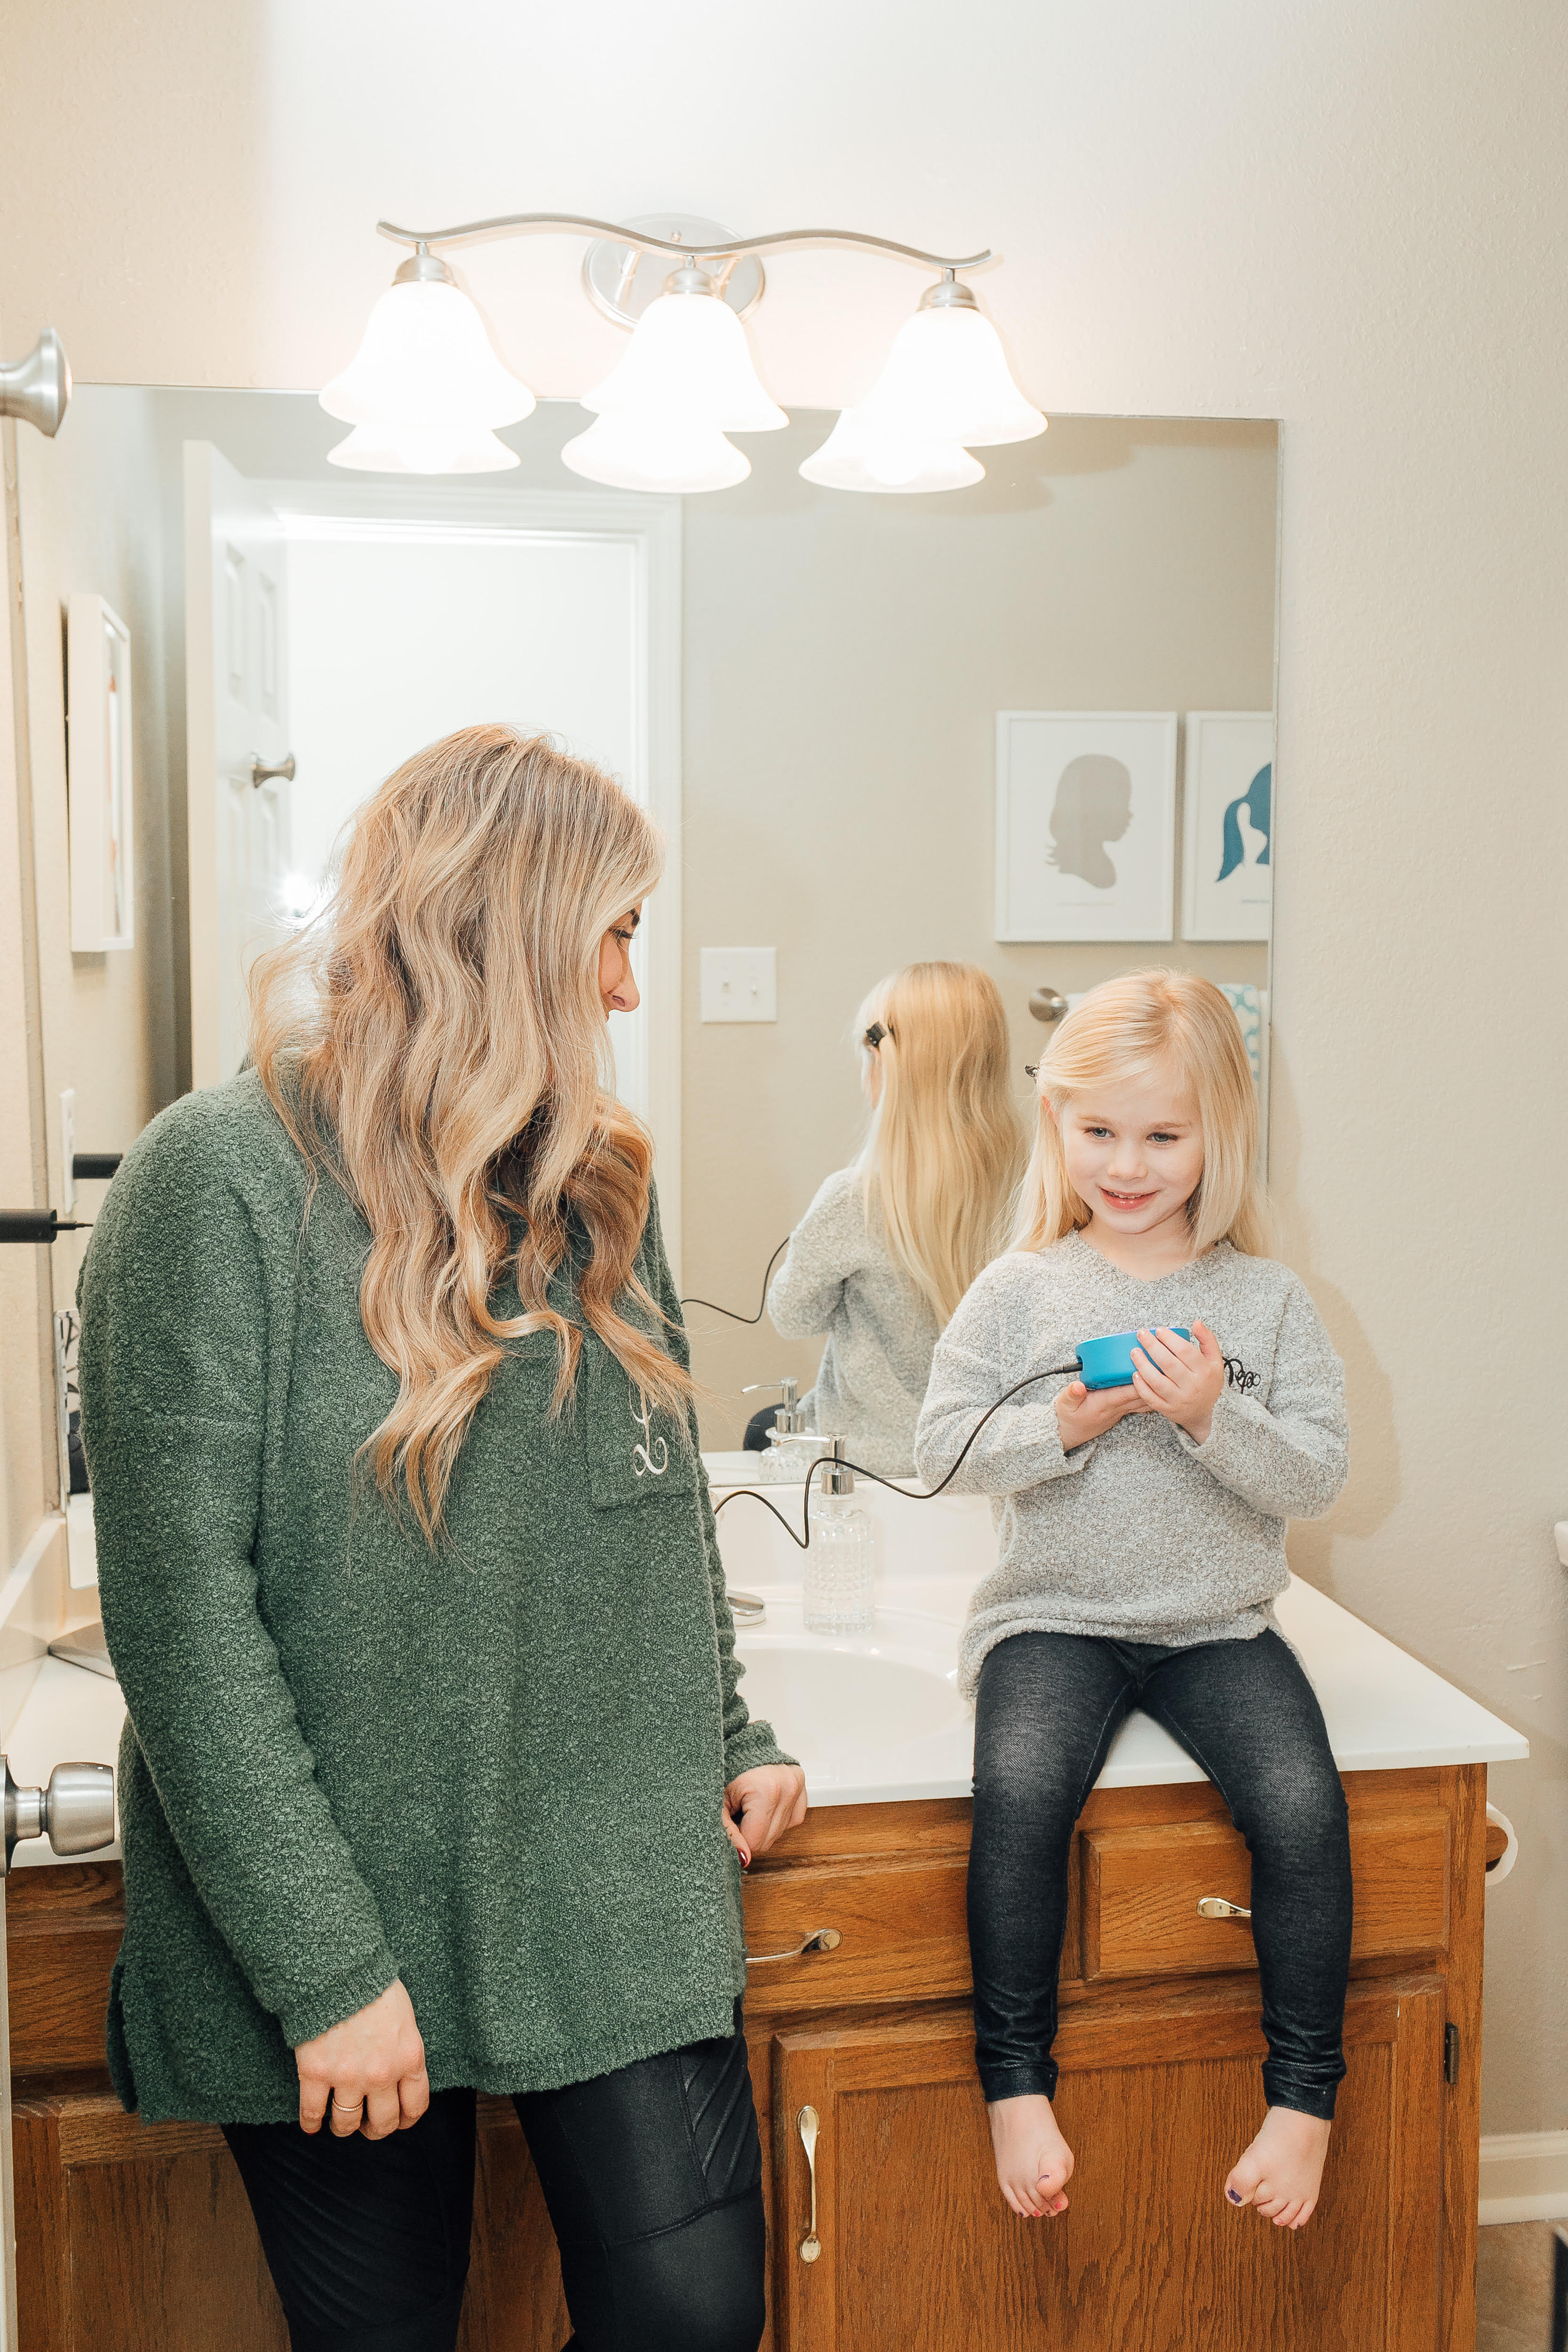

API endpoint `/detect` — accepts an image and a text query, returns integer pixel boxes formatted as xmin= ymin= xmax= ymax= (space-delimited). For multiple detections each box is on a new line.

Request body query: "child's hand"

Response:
xmin=1055 ymin=1378 xmax=1148 ymax=1453
xmin=1130 ymin=1319 xmax=1226 ymax=1443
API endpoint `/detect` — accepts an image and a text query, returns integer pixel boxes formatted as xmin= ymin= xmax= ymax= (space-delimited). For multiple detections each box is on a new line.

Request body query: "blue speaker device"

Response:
xmin=1075 ymin=1327 xmax=1194 ymax=1391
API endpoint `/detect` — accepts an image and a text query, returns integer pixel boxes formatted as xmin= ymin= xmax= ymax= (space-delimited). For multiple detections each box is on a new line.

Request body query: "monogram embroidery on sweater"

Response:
xmin=631 ymin=1391 xmax=669 ymax=1478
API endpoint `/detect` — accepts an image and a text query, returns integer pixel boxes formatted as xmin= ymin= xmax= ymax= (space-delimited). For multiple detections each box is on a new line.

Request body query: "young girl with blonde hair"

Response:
xmin=765 ymin=961 xmax=1024 ymax=1474
xmin=915 ymin=969 xmax=1351 ymax=2236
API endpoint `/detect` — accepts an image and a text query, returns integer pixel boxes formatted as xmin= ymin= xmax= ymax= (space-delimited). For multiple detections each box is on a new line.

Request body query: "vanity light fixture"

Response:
xmin=564 ymin=257 xmax=787 ymax=490
xmin=319 ymin=247 xmax=535 ymax=474
xmin=324 ymin=213 xmax=1043 ymax=493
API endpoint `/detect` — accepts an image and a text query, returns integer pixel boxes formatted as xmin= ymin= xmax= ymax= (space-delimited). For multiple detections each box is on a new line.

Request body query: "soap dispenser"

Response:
xmin=742 ymin=1377 xmax=817 ymax=1481
xmin=803 ymin=1438 xmax=875 ymax=1634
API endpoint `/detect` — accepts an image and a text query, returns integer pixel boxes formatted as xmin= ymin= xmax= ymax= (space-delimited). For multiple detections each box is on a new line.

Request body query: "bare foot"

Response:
xmin=1225 ymin=2106 xmax=1332 ymax=2229
xmin=987 ymin=2093 xmax=1074 ymax=2219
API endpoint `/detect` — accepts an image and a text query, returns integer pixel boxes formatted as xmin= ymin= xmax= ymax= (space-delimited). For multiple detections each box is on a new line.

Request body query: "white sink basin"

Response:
xmin=735 ymin=1600 xmax=972 ymax=1804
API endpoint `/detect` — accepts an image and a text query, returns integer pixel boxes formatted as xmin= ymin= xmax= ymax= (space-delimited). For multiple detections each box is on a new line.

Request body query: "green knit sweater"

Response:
xmin=77 ymin=1071 xmax=791 ymax=2125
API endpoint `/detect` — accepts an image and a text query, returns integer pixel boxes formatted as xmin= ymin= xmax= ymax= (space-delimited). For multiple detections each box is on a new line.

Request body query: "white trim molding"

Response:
xmin=253 ymin=475 xmax=685 ymax=1281
xmin=1479 ymin=2130 xmax=1568 ymax=2225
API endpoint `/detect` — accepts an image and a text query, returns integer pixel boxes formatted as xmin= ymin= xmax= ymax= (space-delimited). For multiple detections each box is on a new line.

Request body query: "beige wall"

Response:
xmin=680 ymin=414 xmax=1277 ymax=1438
xmin=0 ymin=0 xmax=1562 ymax=2138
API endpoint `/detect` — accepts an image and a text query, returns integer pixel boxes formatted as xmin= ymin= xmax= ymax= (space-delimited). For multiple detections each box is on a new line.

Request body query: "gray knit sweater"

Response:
xmin=767 ymin=1167 xmax=939 ymax=1477
xmin=913 ymin=1233 xmax=1348 ymax=1696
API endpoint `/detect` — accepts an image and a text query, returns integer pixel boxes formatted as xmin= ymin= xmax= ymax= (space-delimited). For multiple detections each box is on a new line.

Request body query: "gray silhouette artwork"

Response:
xmin=1047 ymin=754 xmax=1133 ymax=890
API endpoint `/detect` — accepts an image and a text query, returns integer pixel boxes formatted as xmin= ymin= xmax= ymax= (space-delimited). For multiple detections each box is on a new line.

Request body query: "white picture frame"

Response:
xmin=995 ymin=710 xmax=1177 ymax=941
xmin=67 ymin=592 xmax=135 ymax=952
xmin=1181 ymin=711 xmax=1274 ymax=942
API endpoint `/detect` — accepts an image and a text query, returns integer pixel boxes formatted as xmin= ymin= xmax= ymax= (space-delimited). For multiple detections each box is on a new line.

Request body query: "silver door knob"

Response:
xmin=250 ymin=752 xmax=296 ymax=789
xmin=3 ymin=1757 xmax=115 ymax=1872
xmin=0 ymin=329 xmax=71 ymax=439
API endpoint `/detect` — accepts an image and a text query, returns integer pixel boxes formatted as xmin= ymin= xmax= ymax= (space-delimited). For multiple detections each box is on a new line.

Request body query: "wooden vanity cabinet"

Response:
xmin=745 ymin=1764 xmax=1488 ymax=2352
xmin=6 ymin=1764 xmax=1489 ymax=2352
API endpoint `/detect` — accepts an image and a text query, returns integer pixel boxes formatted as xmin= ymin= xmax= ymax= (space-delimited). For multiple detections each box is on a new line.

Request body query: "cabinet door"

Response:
xmin=771 ymin=1976 xmax=1445 ymax=2352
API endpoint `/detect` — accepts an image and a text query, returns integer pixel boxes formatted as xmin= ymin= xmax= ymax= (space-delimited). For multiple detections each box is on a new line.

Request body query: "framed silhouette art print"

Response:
xmin=1181 ymin=711 xmax=1275 ymax=941
xmin=995 ymin=710 xmax=1177 ymax=942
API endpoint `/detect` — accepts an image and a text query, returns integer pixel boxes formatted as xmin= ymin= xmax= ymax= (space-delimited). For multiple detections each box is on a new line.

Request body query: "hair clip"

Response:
xmin=863 ymin=1022 xmax=888 ymax=1049
xmin=1024 ymin=1063 xmax=1040 ymax=1079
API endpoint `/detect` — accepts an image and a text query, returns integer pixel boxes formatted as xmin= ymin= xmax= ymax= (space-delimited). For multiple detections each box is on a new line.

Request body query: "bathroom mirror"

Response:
xmin=15 ymin=390 xmax=1277 ymax=1452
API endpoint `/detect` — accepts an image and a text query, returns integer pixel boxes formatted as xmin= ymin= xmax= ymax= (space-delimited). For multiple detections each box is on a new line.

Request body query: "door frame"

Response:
xmin=183 ymin=469 xmax=686 ymax=1283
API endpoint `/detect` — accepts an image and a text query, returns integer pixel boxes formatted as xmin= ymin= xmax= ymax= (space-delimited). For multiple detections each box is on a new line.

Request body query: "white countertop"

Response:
xmin=5 ymin=1479 xmax=1527 ymax=1850
xmin=708 ymin=1464 xmax=1529 ymax=1806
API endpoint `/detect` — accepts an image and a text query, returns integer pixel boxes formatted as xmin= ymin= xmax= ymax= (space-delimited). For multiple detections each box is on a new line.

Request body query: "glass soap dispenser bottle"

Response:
xmin=803 ymin=1438 xmax=875 ymax=1634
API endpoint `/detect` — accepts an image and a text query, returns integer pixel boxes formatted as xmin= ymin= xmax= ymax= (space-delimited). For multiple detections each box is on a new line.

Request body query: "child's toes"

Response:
xmin=1224 ymin=2156 xmax=1263 ymax=2209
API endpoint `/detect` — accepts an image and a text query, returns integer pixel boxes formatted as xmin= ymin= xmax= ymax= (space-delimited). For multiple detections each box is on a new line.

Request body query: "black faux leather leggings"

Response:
xmin=969 ymin=1628 xmax=1353 ymax=2121
xmin=222 ymin=2007 xmax=765 ymax=2352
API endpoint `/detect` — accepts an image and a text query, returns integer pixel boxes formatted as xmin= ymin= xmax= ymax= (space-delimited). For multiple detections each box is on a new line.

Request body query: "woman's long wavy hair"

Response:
xmin=1014 ymin=968 xmax=1271 ymax=1257
xmin=854 ymin=962 xmax=1025 ymax=1326
xmin=250 ymin=724 xmax=692 ymax=1542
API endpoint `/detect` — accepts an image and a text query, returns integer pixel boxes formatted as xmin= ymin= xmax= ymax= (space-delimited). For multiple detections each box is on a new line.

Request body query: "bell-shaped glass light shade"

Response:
xmin=581 ymin=292 xmax=787 ymax=434
xmin=327 ymin=423 xmax=521 ymax=475
xmin=561 ymin=412 xmax=750 ymax=494
xmin=854 ymin=305 xmax=1045 ymax=447
xmin=320 ymin=280 xmax=535 ymax=433
xmin=799 ymin=408 xmax=985 ymax=494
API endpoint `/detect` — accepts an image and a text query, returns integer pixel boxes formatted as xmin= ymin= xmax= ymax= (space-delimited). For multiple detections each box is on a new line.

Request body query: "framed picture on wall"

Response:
xmin=1182 ymin=711 xmax=1274 ymax=941
xmin=995 ymin=710 xmax=1177 ymax=941
xmin=67 ymin=592 xmax=135 ymax=953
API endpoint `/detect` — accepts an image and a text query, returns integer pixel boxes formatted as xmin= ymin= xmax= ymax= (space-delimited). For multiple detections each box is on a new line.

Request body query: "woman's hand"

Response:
xmin=1054 ymin=1379 xmax=1148 ymax=1454
xmin=723 ymin=1764 xmax=808 ymax=1869
xmin=1131 ymin=1320 xmax=1226 ymax=1443
xmin=295 ymin=1978 xmax=430 ymax=2140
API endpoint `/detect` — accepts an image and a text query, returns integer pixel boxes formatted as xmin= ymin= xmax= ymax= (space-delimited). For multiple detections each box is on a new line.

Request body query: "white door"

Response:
xmin=184 ymin=445 xmax=294 ymax=1087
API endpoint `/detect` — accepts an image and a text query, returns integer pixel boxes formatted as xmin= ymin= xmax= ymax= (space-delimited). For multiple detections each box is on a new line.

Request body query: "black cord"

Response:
xmin=680 ymin=1235 xmax=792 ymax=1325
xmin=713 ymin=1346 xmax=1261 ymax=1550
xmin=713 ymin=1360 xmax=1083 ymax=1550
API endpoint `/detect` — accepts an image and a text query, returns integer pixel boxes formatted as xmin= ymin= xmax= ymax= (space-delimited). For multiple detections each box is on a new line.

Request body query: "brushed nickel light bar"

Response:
xmin=373 ymin=215 xmax=993 ymax=274
xmin=324 ymin=208 xmax=1041 ymax=493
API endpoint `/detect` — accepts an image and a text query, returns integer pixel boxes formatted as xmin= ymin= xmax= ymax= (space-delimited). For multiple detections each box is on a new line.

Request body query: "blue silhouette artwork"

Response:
xmin=1048 ymin=754 xmax=1133 ymax=890
xmin=1217 ymin=763 xmax=1271 ymax=882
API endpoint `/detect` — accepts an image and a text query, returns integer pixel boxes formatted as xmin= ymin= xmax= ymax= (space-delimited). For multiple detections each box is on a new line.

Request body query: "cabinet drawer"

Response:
xmin=741 ymin=1855 xmax=971 ymax=2011
xmin=1080 ymin=1809 xmax=1450 ymax=1982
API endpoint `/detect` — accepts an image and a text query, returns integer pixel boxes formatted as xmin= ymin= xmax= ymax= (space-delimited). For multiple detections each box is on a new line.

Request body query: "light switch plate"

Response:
xmin=700 ymin=948 xmax=777 ymax=1023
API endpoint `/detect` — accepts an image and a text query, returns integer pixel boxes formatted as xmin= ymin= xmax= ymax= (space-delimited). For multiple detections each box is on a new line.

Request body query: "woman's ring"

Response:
xmin=331 ymin=2095 xmax=363 ymax=2114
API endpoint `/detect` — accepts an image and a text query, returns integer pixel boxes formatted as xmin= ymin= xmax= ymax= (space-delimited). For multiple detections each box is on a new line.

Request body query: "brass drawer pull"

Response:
xmin=1197 ymin=1895 xmax=1251 ymax=1921
xmin=797 ymin=2104 xmax=821 ymax=2262
xmin=745 ymin=1927 xmax=842 ymax=1965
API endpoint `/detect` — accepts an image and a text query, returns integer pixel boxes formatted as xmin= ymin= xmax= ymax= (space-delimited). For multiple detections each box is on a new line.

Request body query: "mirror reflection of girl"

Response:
xmin=915 ymin=971 xmax=1351 ymax=2235
xmin=80 ymin=725 xmax=803 ymax=2352
xmin=762 ymin=962 xmax=1024 ymax=1475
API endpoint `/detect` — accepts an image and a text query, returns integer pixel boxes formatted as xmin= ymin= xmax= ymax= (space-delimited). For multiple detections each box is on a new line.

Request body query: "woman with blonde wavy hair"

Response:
xmin=79 ymin=724 xmax=804 ymax=2352
xmin=763 ymin=961 xmax=1024 ymax=1474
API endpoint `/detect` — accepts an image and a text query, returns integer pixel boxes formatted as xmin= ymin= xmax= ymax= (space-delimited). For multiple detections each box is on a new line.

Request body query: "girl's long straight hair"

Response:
xmin=855 ymin=962 xmax=1025 ymax=1325
xmin=1014 ymin=968 xmax=1271 ymax=1257
xmin=250 ymin=723 xmax=693 ymax=1542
